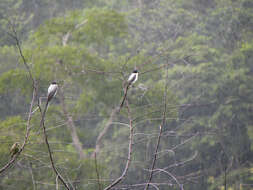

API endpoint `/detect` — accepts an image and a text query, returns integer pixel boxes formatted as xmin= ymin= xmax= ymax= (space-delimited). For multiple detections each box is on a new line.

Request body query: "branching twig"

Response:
xmin=153 ymin=169 xmax=184 ymax=190
xmin=39 ymin=100 xmax=70 ymax=190
xmin=104 ymin=99 xmax=134 ymax=190
xmin=0 ymin=88 xmax=36 ymax=174
xmin=8 ymin=21 xmax=36 ymax=87
xmin=92 ymin=108 xmax=117 ymax=158
xmin=0 ymin=23 xmax=37 ymax=174
xmin=59 ymin=88 xmax=86 ymax=159
xmin=144 ymin=65 xmax=169 ymax=190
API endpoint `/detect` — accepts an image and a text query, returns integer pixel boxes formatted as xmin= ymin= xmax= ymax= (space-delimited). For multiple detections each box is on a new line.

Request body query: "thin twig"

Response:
xmin=92 ymin=108 xmax=117 ymax=158
xmin=29 ymin=162 xmax=37 ymax=190
xmin=0 ymin=88 xmax=36 ymax=174
xmin=56 ymin=175 xmax=59 ymax=190
xmin=0 ymin=24 xmax=37 ymax=174
xmin=119 ymin=84 xmax=130 ymax=112
xmin=144 ymin=65 xmax=169 ymax=190
xmin=153 ymin=169 xmax=184 ymax=190
xmin=94 ymin=152 xmax=102 ymax=190
xmin=104 ymin=99 xmax=134 ymax=190
xmin=8 ymin=21 xmax=36 ymax=87
xmin=39 ymin=100 xmax=70 ymax=190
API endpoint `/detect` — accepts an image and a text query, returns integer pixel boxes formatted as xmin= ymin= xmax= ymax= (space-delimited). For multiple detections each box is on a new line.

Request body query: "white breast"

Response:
xmin=48 ymin=84 xmax=58 ymax=96
xmin=128 ymin=73 xmax=138 ymax=84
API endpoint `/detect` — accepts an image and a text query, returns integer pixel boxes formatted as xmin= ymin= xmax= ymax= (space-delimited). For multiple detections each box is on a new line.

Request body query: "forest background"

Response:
xmin=0 ymin=0 xmax=253 ymax=189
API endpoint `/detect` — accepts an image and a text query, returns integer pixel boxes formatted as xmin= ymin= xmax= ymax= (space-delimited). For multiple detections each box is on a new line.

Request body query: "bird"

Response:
xmin=47 ymin=81 xmax=58 ymax=103
xmin=32 ymin=82 xmax=58 ymax=115
xmin=127 ymin=69 xmax=138 ymax=85
xmin=119 ymin=69 xmax=139 ymax=111
xmin=10 ymin=142 xmax=20 ymax=158
xmin=37 ymin=82 xmax=58 ymax=135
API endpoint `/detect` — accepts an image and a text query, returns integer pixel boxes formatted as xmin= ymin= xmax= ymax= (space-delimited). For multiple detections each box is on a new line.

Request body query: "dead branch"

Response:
xmin=39 ymin=100 xmax=70 ymax=190
xmin=144 ymin=65 xmax=169 ymax=190
xmin=0 ymin=88 xmax=36 ymax=174
xmin=92 ymin=108 xmax=117 ymax=158
xmin=28 ymin=162 xmax=37 ymax=190
xmin=104 ymin=99 xmax=134 ymax=190
xmin=0 ymin=24 xmax=37 ymax=174
xmin=94 ymin=152 xmax=102 ymax=190
xmin=59 ymin=88 xmax=86 ymax=159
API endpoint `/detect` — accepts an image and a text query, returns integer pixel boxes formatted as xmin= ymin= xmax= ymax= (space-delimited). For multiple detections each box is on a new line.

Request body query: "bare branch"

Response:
xmin=59 ymin=88 xmax=86 ymax=159
xmin=29 ymin=162 xmax=37 ymax=190
xmin=104 ymin=99 xmax=134 ymax=190
xmin=39 ymin=100 xmax=70 ymax=190
xmin=92 ymin=108 xmax=117 ymax=158
xmin=119 ymin=84 xmax=130 ymax=112
xmin=0 ymin=88 xmax=36 ymax=174
xmin=94 ymin=152 xmax=102 ymax=190
xmin=0 ymin=24 xmax=37 ymax=174
xmin=56 ymin=175 xmax=59 ymax=190
xmin=144 ymin=65 xmax=169 ymax=190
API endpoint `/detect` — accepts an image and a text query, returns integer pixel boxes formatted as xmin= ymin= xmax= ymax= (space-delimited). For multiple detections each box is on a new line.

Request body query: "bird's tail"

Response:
xmin=36 ymin=99 xmax=49 ymax=135
xmin=119 ymin=84 xmax=130 ymax=112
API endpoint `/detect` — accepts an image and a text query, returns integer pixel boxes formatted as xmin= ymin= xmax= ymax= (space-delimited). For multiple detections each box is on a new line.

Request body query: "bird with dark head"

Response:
xmin=127 ymin=69 xmax=138 ymax=85
xmin=119 ymin=69 xmax=139 ymax=111
xmin=37 ymin=82 xmax=59 ymax=135
xmin=47 ymin=82 xmax=58 ymax=102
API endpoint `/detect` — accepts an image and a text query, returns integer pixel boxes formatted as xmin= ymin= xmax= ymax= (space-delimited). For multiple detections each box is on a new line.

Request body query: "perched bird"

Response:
xmin=119 ymin=69 xmax=139 ymax=111
xmin=127 ymin=69 xmax=138 ymax=85
xmin=10 ymin=142 xmax=20 ymax=158
xmin=37 ymin=82 xmax=58 ymax=135
xmin=47 ymin=82 xmax=58 ymax=103
xmin=32 ymin=82 xmax=58 ymax=115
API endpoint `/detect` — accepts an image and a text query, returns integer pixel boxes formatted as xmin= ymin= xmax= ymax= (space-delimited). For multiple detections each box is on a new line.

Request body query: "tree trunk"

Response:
xmin=59 ymin=89 xmax=86 ymax=159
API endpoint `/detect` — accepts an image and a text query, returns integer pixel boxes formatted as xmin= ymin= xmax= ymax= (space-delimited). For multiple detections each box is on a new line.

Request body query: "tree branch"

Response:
xmin=104 ymin=99 xmax=134 ymax=190
xmin=144 ymin=65 xmax=169 ymax=190
xmin=59 ymin=88 xmax=86 ymax=159
xmin=92 ymin=108 xmax=117 ymax=158
xmin=94 ymin=152 xmax=102 ymax=190
xmin=39 ymin=100 xmax=70 ymax=190
xmin=0 ymin=23 xmax=37 ymax=174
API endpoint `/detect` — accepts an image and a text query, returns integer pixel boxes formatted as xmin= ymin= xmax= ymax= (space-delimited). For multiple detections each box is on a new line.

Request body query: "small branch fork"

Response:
xmin=104 ymin=99 xmax=134 ymax=190
xmin=0 ymin=22 xmax=37 ymax=174
xmin=144 ymin=64 xmax=181 ymax=190
xmin=39 ymin=101 xmax=70 ymax=190
xmin=1 ymin=21 xmax=71 ymax=190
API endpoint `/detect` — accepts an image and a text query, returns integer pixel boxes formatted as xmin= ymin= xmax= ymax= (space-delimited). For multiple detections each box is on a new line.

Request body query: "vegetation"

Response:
xmin=0 ymin=0 xmax=252 ymax=189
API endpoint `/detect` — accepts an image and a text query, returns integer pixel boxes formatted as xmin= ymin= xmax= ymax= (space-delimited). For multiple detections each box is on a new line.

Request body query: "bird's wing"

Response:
xmin=133 ymin=73 xmax=138 ymax=84
xmin=48 ymin=85 xmax=57 ymax=96
xmin=11 ymin=144 xmax=16 ymax=151
xmin=127 ymin=73 xmax=136 ymax=84
xmin=47 ymin=85 xmax=58 ymax=101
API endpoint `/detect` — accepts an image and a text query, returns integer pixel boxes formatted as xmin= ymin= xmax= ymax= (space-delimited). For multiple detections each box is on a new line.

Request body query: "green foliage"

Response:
xmin=0 ymin=116 xmax=25 ymax=163
xmin=79 ymin=8 xmax=127 ymax=44
xmin=0 ymin=68 xmax=32 ymax=96
xmin=0 ymin=0 xmax=253 ymax=189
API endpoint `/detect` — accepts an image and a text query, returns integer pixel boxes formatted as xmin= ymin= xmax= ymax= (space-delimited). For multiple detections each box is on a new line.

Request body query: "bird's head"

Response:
xmin=133 ymin=69 xmax=138 ymax=73
xmin=15 ymin=142 xmax=20 ymax=147
xmin=51 ymin=81 xmax=57 ymax=85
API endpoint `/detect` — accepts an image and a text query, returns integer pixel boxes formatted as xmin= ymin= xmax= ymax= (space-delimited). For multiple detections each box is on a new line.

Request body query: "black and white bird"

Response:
xmin=37 ymin=82 xmax=58 ymax=135
xmin=127 ymin=69 xmax=138 ymax=85
xmin=32 ymin=82 xmax=58 ymax=115
xmin=47 ymin=82 xmax=58 ymax=103
xmin=119 ymin=69 xmax=139 ymax=111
